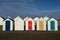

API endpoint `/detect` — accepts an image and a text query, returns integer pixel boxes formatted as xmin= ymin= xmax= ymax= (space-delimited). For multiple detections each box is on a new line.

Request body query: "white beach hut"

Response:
xmin=48 ymin=18 xmax=58 ymax=31
xmin=3 ymin=16 xmax=13 ymax=31
xmin=34 ymin=17 xmax=39 ymax=25
xmin=24 ymin=17 xmax=29 ymax=30
xmin=44 ymin=16 xmax=49 ymax=30
xmin=37 ymin=17 xmax=46 ymax=31
xmin=14 ymin=16 xmax=24 ymax=31
xmin=34 ymin=17 xmax=39 ymax=30
xmin=25 ymin=18 xmax=35 ymax=31
xmin=0 ymin=17 xmax=4 ymax=31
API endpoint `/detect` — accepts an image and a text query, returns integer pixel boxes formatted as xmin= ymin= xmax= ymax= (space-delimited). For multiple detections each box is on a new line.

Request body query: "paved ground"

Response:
xmin=0 ymin=31 xmax=60 ymax=40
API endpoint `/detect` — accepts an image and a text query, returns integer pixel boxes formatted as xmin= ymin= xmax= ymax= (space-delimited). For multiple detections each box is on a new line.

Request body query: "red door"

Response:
xmin=28 ymin=21 xmax=32 ymax=30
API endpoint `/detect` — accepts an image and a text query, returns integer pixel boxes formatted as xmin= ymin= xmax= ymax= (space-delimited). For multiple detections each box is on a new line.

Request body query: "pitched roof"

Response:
xmin=24 ymin=17 xmax=29 ymax=21
xmin=26 ymin=17 xmax=33 ymax=21
xmin=48 ymin=18 xmax=57 ymax=21
xmin=14 ymin=16 xmax=23 ymax=21
xmin=34 ymin=17 xmax=39 ymax=21
xmin=4 ymin=16 xmax=13 ymax=21
xmin=43 ymin=16 xmax=49 ymax=21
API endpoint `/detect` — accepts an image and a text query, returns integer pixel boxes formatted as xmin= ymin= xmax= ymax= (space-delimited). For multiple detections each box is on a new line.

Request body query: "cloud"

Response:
xmin=0 ymin=0 xmax=59 ymax=19
xmin=38 ymin=9 xmax=60 ymax=19
xmin=0 ymin=0 xmax=40 ymax=18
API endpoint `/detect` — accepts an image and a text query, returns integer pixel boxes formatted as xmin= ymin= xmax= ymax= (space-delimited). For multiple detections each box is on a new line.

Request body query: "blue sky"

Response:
xmin=0 ymin=0 xmax=60 ymax=19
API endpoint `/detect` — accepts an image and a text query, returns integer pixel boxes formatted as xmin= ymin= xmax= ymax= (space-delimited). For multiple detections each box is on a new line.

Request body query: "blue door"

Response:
xmin=5 ymin=21 xmax=10 ymax=31
xmin=50 ymin=21 xmax=55 ymax=31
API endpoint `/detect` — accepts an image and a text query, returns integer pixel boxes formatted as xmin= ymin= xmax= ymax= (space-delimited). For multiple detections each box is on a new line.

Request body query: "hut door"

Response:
xmin=39 ymin=21 xmax=44 ymax=30
xmin=28 ymin=21 xmax=32 ymax=30
xmin=5 ymin=21 xmax=10 ymax=31
xmin=50 ymin=21 xmax=55 ymax=31
xmin=0 ymin=25 xmax=3 ymax=31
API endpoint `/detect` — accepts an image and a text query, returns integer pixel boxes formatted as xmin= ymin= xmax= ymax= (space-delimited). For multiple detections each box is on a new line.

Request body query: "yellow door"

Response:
xmin=39 ymin=21 xmax=44 ymax=30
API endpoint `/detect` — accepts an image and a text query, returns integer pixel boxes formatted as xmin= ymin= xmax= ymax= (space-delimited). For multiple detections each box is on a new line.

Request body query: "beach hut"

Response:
xmin=3 ymin=16 xmax=13 ymax=31
xmin=0 ymin=17 xmax=4 ymax=31
xmin=37 ymin=17 xmax=46 ymax=31
xmin=34 ymin=17 xmax=39 ymax=25
xmin=25 ymin=18 xmax=35 ymax=31
xmin=24 ymin=17 xmax=29 ymax=30
xmin=14 ymin=16 xmax=24 ymax=31
xmin=34 ymin=17 xmax=39 ymax=30
xmin=48 ymin=18 xmax=58 ymax=31
xmin=44 ymin=16 xmax=49 ymax=30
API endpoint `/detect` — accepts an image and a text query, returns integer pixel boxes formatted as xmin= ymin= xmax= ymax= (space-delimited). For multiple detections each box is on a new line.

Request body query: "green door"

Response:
xmin=50 ymin=21 xmax=55 ymax=31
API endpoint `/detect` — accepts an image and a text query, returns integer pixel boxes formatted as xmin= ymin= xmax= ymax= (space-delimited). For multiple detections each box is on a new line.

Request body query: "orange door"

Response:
xmin=39 ymin=21 xmax=44 ymax=30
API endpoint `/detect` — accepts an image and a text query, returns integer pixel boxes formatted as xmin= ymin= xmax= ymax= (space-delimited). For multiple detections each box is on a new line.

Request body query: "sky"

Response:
xmin=0 ymin=0 xmax=60 ymax=19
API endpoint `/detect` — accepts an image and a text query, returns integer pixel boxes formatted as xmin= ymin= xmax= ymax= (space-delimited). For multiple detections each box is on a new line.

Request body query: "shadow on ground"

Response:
xmin=0 ymin=31 xmax=60 ymax=40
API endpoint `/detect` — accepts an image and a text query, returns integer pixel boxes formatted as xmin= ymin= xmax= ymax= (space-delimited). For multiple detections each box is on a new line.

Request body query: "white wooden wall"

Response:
xmin=14 ymin=19 xmax=24 ymax=31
